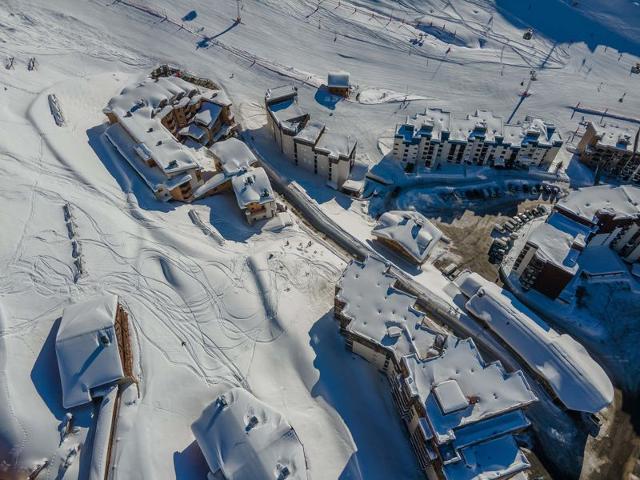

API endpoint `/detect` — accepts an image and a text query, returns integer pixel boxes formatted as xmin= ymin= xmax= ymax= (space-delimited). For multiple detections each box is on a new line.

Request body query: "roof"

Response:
xmin=267 ymin=97 xmax=308 ymax=135
xmin=209 ymin=138 xmax=258 ymax=176
xmin=104 ymin=76 xmax=200 ymax=175
xmin=372 ymin=210 xmax=442 ymax=263
xmin=195 ymin=101 xmax=223 ymax=128
xmin=56 ymin=294 xmax=124 ymax=408
xmin=442 ymin=435 xmax=530 ymax=480
xmin=590 ymin=122 xmax=637 ymax=151
xmin=403 ymin=337 xmax=537 ymax=445
xmin=231 ymin=167 xmax=275 ymax=209
xmin=192 ymin=388 xmax=309 ymax=480
xmin=397 ymin=109 xmax=562 ymax=148
xmin=336 ymin=257 xmax=443 ymax=361
xmin=327 ymin=71 xmax=350 ymax=88
xmin=265 ymin=85 xmax=298 ymax=105
xmin=526 ymin=221 xmax=581 ymax=274
xmin=556 ymin=185 xmax=640 ymax=225
xmin=294 ymin=121 xmax=325 ymax=145
xmin=179 ymin=122 xmax=207 ymax=141
xmin=314 ymin=131 xmax=356 ymax=160
xmin=457 ymin=273 xmax=614 ymax=413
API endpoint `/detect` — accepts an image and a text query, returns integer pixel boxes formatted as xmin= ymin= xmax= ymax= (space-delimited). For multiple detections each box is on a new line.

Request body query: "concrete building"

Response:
xmin=103 ymin=75 xmax=236 ymax=202
xmin=577 ymin=122 xmax=640 ymax=183
xmin=265 ymin=85 xmax=356 ymax=189
xmin=508 ymin=185 xmax=640 ymax=299
xmin=393 ymin=109 xmax=562 ymax=173
xmin=334 ymin=257 xmax=537 ymax=480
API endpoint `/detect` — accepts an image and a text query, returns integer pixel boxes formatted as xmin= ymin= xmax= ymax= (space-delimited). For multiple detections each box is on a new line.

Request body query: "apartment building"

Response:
xmin=265 ymin=85 xmax=356 ymax=189
xmin=508 ymin=185 xmax=640 ymax=299
xmin=577 ymin=122 xmax=640 ymax=183
xmin=334 ymin=257 xmax=537 ymax=480
xmin=393 ymin=109 xmax=562 ymax=173
xmin=103 ymin=75 xmax=236 ymax=202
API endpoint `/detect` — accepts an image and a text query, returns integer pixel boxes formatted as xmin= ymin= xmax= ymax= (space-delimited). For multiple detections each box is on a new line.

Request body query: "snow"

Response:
xmin=104 ymin=76 xmax=200 ymax=174
xmin=457 ymin=272 xmax=614 ymax=414
xmin=2 ymin=0 xmax=640 ymax=476
xmin=403 ymin=337 xmax=537 ymax=445
xmin=209 ymin=137 xmax=258 ymax=176
xmin=372 ymin=210 xmax=443 ymax=263
xmin=442 ymin=434 xmax=530 ymax=480
xmin=314 ymin=130 xmax=357 ymax=159
xmin=231 ymin=167 xmax=275 ymax=209
xmin=526 ymin=221 xmax=581 ymax=273
xmin=556 ymin=184 xmax=640 ymax=224
xmin=327 ymin=71 xmax=350 ymax=88
xmin=336 ymin=257 xmax=442 ymax=360
xmin=590 ymin=122 xmax=636 ymax=150
xmin=191 ymin=387 xmax=309 ymax=480
xmin=55 ymin=295 xmax=124 ymax=409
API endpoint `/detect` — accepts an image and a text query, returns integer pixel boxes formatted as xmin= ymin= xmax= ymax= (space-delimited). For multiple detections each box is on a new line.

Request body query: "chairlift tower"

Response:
xmin=236 ymin=0 xmax=242 ymax=23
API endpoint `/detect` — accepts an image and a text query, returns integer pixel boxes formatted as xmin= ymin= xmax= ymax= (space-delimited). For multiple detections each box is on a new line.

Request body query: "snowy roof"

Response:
xmin=403 ymin=337 xmax=536 ymax=445
xmin=231 ymin=167 xmax=275 ymax=209
xmin=210 ymin=89 xmax=232 ymax=107
xmin=590 ymin=122 xmax=636 ymax=151
xmin=56 ymin=294 xmax=124 ymax=409
xmin=314 ymin=131 xmax=356 ymax=160
xmin=442 ymin=434 xmax=530 ymax=480
xmin=397 ymin=109 xmax=561 ymax=147
xmin=209 ymin=138 xmax=258 ymax=176
xmin=294 ymin=121 xmax=325 ymax=146
xmin=265 ymin=85 xmax=298 ymax=105
xmin=556 ymin=185 xmax=640 ymax=225
xmin=267 ymin=97 xmax=308 ymax=135
xmin=372 ymin=210 xmax=443 ymax=263
xmin=457 ymin=273 xmax=614 ymax=413
xmin=195 ymin=101 xmax=223 ymax=128
xmin=179 ymin=122 xmax=207 ymax=141
xmin=526 ymin=222 xmax=581 ymax=274
xmin=579 ymin=245 xmax=629 ymax=276
xmin=105 ymin=123 xmax=191 ymax=194
xmin=192 ymin=388 xmax=309 ymax=480
xmin=104 ymin=76 xmax=200 ymax=175
xmin=336 ymin=257 xmax=443 ymax=361
xmin=327 ymin=71 xmax=350 ymax=88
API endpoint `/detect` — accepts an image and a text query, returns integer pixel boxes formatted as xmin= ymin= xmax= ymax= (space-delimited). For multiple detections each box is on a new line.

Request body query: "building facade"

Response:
xmin=335 ymin=257 xmax=537 ymax=480
xmin=577 ymin=122 xmax=640 ymax=183
xmin=265 ymin=85 xmax=356 ymax=189
xmin=507 ymin=185 xmax=640 ymax=299
xmin=393 ymin=109 xmax=562 ymax=173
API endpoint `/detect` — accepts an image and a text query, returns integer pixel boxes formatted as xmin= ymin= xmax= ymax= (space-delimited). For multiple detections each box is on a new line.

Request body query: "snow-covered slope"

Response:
xmin=0 ymin=0 xmax=639 ymax=478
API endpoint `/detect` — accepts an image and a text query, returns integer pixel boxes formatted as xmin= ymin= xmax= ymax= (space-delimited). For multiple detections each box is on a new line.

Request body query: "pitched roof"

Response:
xmin=56 ymin=294 xmax=124 ymax=408
xmin=191 ymin=388 xmax=309 ymax=480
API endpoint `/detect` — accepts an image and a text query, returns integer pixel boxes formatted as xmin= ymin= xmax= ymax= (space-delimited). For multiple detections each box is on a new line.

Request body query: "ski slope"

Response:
xmin=0 ymin=0 xmax=639 ymax=478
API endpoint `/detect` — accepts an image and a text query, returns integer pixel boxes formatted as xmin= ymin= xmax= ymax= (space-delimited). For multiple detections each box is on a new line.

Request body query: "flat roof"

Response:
xmin=556 ymin=185 xmax=640 ymax=224
xmin=314 ymin=130 xmax=356 ymax=159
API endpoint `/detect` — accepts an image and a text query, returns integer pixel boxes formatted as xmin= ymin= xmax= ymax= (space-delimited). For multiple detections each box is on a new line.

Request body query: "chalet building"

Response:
xmin=265 ymin=85 xmax=357 ymax=189
xmin=455 ymin=271 xmax=613 ymax=418
xmin=577 ymin=122 xmax=640 ymax=183
xmin=103 ymin=75 xmax=236 ymax=202
xmin=231 ymin=167 xmax=276 ymax=224
xmin=509 ymin=185 xmax=640 ymax=299
xmin=55 ymin=294 xmax=134 ymax=409
xmin=192 ymin=387 xmax=309 ymax=480
xmin=372 ymin=210 xmax=443 ymax=264
xmin=335 ymin=257 xmax=537 ymax=480
xmin=393 ymin=109 xmax=562 ymax=173
xmin=326 ymin=71 xmax=350 ymax=97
